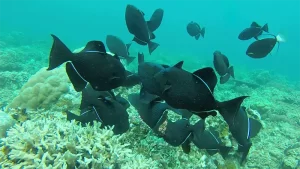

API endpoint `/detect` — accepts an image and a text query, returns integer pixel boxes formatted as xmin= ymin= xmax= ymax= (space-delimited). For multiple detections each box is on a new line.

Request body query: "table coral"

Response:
xmin=8 ymin=67 xmax=70 ymax=109
xmin=0 ymin=118 xmax=159 ymax=169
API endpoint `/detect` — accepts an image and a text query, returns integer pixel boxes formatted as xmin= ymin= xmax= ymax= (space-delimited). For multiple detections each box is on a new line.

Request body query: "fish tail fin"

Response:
xmin=228 ymin=66 xmax=234 ymax=78
xmin=219 ymin=146 xmax=232 ymax=159
xmin=218 ymin=96 xmax=248 ymax=117
xmin=200 ymin=27 xmax=205 ymax=38
xmin=262 ymin=23 xmax=269 ymax=32
xmin=126 ymin=56 xmax=136 ymax=65
xmin=47 ymin=34 xmax=73 ymax=70
xmin=148 ymin=41 xmax=159 ymax=54
xmin=238 ymin=142 xmax=252 ymax=164
xmin=138 ymin=52 xmax=144 ymax=64
xmin=195 ymin=34 xmax=200 ymax=40
xmin=220 ymin=73 xmax=231 ymax=84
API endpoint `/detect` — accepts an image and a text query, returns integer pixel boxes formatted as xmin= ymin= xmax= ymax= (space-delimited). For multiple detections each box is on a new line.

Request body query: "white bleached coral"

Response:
xmin=0 ymin=118 xmax=159 ymax=169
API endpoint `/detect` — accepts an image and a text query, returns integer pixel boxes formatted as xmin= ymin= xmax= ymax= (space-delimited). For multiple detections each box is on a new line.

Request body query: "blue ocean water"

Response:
xmin=0 ymin=0 xmax=299 ymax=81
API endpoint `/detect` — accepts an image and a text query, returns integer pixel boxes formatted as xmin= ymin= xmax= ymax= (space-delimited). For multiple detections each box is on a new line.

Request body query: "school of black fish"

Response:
xmin=46 ymin=4 xmax=285 ymax=165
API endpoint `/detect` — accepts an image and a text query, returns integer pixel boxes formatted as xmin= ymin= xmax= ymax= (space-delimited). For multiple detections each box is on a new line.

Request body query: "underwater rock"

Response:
xmin=282 ymin=156 xmax=298 ymax=169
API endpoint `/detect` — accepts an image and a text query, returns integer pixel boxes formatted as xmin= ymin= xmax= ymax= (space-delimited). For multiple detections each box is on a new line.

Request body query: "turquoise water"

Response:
xmin=0 ymin=0 xmax=299 ymax=80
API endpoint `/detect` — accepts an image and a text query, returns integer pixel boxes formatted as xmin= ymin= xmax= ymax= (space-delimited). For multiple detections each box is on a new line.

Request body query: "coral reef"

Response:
xmin=8 ymin=67 xmax=70 ymax=109
xmin=0 ymin=118 xmax=159 ymax=169
xmin=0 ymin=111 xmax=15 ymax=138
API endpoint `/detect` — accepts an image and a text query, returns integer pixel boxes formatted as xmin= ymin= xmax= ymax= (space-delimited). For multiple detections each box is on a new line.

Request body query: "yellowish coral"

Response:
xmin=8 ymin=67 xmax=70 ymax=109
xmin=0 ymin=118 xmax=159 ymax=169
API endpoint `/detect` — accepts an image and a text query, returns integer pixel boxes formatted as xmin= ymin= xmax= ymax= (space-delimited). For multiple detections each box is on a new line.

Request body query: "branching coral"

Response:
xmin=0 ymin=118 xmax=159 ymax=169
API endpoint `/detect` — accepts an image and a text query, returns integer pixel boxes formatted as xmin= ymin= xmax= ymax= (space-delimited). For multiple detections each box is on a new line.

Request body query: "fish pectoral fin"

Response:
xmin=192 ymin=67 xmax=217 ymax=93
xmin=66 ymin=62 xmax=87 ymax=92
xmin=249 ymin=118 xmax=262 ymax=138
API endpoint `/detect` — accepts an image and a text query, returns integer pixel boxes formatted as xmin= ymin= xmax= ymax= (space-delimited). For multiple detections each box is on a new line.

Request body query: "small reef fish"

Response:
xmin=106 ymin=35 xmax=135 ymax=65
xmin=186 ymin=21 xmax=205 ymax=40
xmin=246 ymin=34 xmax=284 ymax=58
xmin=213 ymin=50 xmax=234 ymax=84
xmin=191 ymin=124 xmax=232 ymax=159
xmin=238 ymin=22 xmax=269 ymax=40
xmin=220 ymin=106 xmax=262 ymax=164
xmin=66 ymin=84 xmax=130 ymax=135
xmin=125 ymin=4 xmax=159 ymax=54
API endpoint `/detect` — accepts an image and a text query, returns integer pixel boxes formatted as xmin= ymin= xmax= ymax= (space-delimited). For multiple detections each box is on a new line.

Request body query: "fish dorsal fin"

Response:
xmin=222 ymin=54 xmax=230 ymax=68
xmin=250 ymin=22 xmax=260 ymax=28
xmin=249 ymin=118 xmax=262 ymax=138
xmin=173 ymin=61 xmax=184 ymax=69
xmin=138 ymin=52 xmax=144 ymax=64
xmin=81 ymin=41 xmax=106 ymax=53
xmin=192 ymin=67 xmax=217 ymax=93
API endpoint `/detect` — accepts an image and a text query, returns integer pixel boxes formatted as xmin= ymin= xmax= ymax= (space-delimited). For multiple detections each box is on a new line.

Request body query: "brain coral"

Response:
xmin=0 ymin=118 xmax=159 ymax=169
xmin=8 ymin=66 xmax=70 ymax=109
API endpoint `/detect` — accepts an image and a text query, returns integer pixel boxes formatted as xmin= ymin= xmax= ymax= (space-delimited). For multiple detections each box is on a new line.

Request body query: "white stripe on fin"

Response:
xmin=208 ymin=130 xmax=219 ymax=144
xmin=247 ymin=117 xmax=250 ymax=139
xmin=84 ymin=51 xmax=106 ymax=53
xmin=92 ymin=106 xmax=103 ymax=123
xmin=180 ymin=133 xmax=192 ymax=145
xmin=192 ymin=74 xmax=212 ymax=94
xmin=81 ymin=109 xmax=92 ymax=116
xmin=70 ymin=62 xmax=88 ymax=83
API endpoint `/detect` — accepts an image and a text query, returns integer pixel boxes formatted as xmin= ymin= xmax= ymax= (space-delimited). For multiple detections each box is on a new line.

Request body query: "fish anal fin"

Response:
xmin=249 ymin=118 xmax=262 ymax=138
xmin=66 ymin=62 xmax=87 ymax=92
xmin=181 ymin=139 xmax=191 ymax=154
